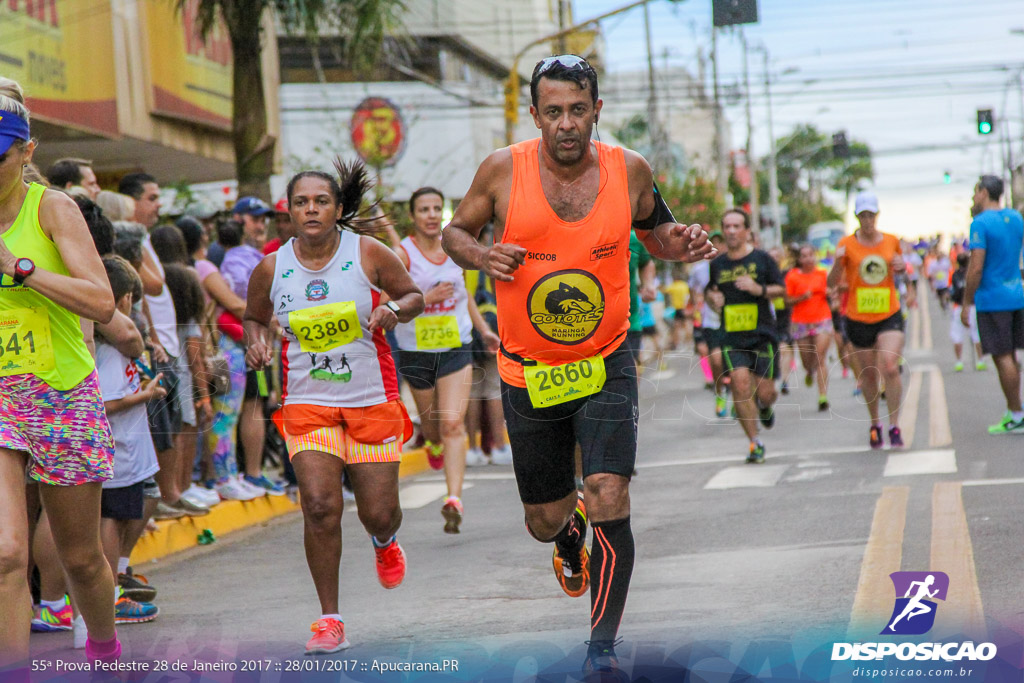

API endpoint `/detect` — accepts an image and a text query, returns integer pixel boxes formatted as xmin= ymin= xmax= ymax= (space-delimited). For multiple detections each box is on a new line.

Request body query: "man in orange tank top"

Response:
xmin=827 ymin=192 xmax=907 ymax=449
xmin=442 ymin=55 xmax=715 ymax=679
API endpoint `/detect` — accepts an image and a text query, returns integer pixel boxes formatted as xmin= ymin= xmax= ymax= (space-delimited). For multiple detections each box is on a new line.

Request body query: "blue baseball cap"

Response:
xmin=0 ymin=112 xmax=30 ymax=156
xmin=232 ymin=196 xmax=273 ymax=216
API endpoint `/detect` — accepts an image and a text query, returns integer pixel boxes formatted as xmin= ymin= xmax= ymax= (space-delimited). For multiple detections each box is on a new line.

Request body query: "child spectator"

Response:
xmin=96 ymin=256 xmax=163 ymax=624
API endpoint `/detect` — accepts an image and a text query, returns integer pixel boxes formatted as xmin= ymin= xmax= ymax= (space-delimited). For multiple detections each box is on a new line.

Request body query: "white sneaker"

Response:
xmin=73 ymin=614 xmax=87 ymax=649
xmin=490 ymin=444 xmax=513 ymax=465
xmin=238 ymin=477 xmax=268 ymax=498
xmin=465 ymin=447 xmax=489 ymax=467
xmin=216 ymin=478 xmax=262 ymax=501
xmin=183 ymin=484 xmax=220 ymax=508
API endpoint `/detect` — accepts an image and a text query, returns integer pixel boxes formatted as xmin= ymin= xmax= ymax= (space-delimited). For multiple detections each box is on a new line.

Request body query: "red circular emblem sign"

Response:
xmin=350 ymin=97 xmax=405 ymax=167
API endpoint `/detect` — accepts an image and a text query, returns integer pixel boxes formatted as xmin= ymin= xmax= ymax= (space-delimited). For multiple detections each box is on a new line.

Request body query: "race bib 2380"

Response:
xmin=288 ymin=301 xmax=361 ymax=353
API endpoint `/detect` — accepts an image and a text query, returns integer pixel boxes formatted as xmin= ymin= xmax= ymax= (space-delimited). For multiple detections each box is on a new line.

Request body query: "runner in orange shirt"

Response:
xmin=827 ymin=192 xmax=907 ymax=448
xmin=440 ymin=55 xmax=714 ymax=679
xmin=786 ymin=244 xmax=834 ymax=411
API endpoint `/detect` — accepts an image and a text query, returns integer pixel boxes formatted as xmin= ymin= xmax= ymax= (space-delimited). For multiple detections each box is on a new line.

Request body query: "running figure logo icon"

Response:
xmin=881 ymin=571 xmax=949 ymax=635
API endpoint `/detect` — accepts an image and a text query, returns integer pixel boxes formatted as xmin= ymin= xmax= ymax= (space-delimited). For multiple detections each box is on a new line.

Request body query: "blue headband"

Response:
xmin=0 ymin=112 xmax=30 ymax=156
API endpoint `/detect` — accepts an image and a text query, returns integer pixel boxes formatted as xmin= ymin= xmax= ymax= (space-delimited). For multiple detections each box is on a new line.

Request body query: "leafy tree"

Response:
xmin=658 ymin=170 xmax=725 ymax=230
xmin=768 ymin=123 xmax=873 ymax=242
xmin=180 ymin=0 xmax=403 ymax=200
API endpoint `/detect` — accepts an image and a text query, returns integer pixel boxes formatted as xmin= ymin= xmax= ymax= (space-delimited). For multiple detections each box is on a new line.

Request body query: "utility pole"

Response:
xmin=760 ymin=48 xmax=781 ymax=247
xmin=643 ymin=1 xmax=663 ymax=175
xmin=557 ymin=0 xmax=568 ymax=53
xmin=741 ymin=29 xmax=759 ymax=238
xmin=711 ymin=25 xmax=727 ymax=197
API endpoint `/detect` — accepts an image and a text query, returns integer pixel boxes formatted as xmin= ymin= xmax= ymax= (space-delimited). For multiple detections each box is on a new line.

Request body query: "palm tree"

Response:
xmin=179 ymin=0 xmax=403 ymax=199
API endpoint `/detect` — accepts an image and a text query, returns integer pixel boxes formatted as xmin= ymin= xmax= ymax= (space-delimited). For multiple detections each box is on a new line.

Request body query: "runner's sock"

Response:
xmin=1012 ymin=411 xmax=1024 ymax=422
xmin=118 ymin=558 xmax=130 ymax=575
xmin=320 ymin=613 xmax=342 ymax=621
xmin=40 ymin=597 xmax=67 ymax=611
xmin=589 ymin=517 xmax=635 ymax=643
xmin=371 ymin=534 xmax=396 ymax=549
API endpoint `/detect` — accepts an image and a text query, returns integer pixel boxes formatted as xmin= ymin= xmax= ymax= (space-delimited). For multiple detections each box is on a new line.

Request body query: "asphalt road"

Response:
xmin=27 ymin=287 xmax=1024 ymax=682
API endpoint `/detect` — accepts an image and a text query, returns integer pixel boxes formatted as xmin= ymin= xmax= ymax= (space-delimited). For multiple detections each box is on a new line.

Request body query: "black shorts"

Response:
xmin=673 ymin=309 xmax=686 ymax=321
xmin=977 ymin=309 xmax=1024 ymax=356
xmin=641 ymin=325 xmax=657 ymax=337
xmin=100 ymin=482 xmax=146 ymax=521
xmin=775 ymin=315 xmax=793 ymax=345
xmin=397 ymin=344 xmax=473 ymax=390
xmin=703 ymin=326 xmax=724 ymax=350
xmin=844 ymin=311 xmax=905 ymax=349
xmin=626 ymin=330 xmax=643 ymax=361
xmin=501 ymin=344 xmax=638 ymax=505
xmin=146 ymin=361 xmax=181 ymax=453
xmin=723 ymin=339 xmax=778 ymax=379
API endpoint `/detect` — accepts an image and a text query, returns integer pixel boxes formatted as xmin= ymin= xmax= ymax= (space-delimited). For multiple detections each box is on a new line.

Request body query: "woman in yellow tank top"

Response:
xmin=0 ymin=78 xmax=122 ymax=666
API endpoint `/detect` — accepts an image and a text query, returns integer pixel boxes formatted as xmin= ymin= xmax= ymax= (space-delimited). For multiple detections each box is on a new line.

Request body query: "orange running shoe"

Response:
xmin=305 ymin=617 xmax=350 ymax=655
xmin=374 ymin=539 xmax=406 ymax=589
xmin=552 ymin=493 xmax=589 ymax=598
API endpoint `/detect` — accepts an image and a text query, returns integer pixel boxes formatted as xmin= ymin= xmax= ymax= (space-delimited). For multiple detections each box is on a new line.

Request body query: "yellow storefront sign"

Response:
xmin=0 ymin=0 xmax=118 ymax=135
xmin=144 ymin=0 xmax=233 ymax=131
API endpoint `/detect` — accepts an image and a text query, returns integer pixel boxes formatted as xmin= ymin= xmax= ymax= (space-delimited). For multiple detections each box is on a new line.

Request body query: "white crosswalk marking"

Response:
xmin=399 ymin=482 xmax=473 ymax=509
xmin=883 ymin=449 xmax=957 ymax=477
xmin=705 ymin=465 xmax=788 ymax=489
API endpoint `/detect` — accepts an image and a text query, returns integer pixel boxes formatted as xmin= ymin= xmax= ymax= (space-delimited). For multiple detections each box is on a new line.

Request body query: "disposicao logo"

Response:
xmin=831 ymin=571 xmax=997 ymax=662
xmin=882 ymin=571 xmax=948 ymax=635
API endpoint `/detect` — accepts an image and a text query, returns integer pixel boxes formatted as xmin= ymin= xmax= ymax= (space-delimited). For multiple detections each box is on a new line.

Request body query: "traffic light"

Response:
xmin=977 ymin=109 xmax=994 ymax=135
xmin=943 ymin=170 xmax=951 ymax=184
xmin=712 ymin=0 xmax=759 ymax=27
xmin=832 ymin=131 xmax=849 ymax=159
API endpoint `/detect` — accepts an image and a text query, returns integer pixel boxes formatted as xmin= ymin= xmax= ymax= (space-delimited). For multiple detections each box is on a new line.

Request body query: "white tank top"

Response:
xmin=271 ymin=230 xmax=399 ymax=407
xmin=393 ymin=236 xmax=473 ymax=352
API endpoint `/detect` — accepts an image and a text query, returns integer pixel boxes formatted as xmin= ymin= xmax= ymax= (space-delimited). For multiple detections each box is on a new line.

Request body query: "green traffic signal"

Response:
xmin=977 ymin=109 xmax=994 ymax=135
xmin=943 ymin=171 xmax=951 ymax=183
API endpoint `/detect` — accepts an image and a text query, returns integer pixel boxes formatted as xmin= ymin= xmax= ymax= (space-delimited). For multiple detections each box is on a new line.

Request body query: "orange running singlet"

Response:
xmin=837 ymin=231 xmax=901 ymax=324
xmin=496 ymin=139 xmax=632 ymax=387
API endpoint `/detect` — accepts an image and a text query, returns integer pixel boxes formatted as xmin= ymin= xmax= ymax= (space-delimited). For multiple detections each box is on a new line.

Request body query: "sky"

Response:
xmin=578 ymin=0 xmax=1024 ymax=241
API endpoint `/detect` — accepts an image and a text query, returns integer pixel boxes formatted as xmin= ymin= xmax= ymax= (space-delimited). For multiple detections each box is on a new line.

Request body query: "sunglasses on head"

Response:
xmin=537 ymin=54 xmax=590 ymax=75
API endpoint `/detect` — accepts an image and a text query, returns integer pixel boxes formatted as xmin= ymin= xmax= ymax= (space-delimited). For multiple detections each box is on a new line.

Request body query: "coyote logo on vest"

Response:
xmin=528 ymin=270 xmax=605 ymax=345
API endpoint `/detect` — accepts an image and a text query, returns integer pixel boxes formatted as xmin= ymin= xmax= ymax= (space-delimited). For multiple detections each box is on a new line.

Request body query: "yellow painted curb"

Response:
xmin=131 ymin=446 xmax=431 ymax=565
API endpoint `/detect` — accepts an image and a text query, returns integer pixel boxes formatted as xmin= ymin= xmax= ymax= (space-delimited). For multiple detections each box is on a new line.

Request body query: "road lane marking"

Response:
xmin=921 ymin=290 xmax=933 ymax=351
xmin=908 ymin=307 xmax=920 ymax=352
xmin=900 ymin=369 xmax=924 ymax=449
xmin=399 ymin=482 xmax=472 ymax=509
xmin=928 ymin=368 xmax=952 ymax=447
xmin=963 ymin=477 xmax=1024 ymax=486
xmin=883 ymin=449 xmax=956 ymax=477
xmin=848 ymin=486 xmax=909 ymax=637
xmin=930 ymin=482 xmax=986 ymax=637
xmin=704 ymin=465 xmax=788 ymax=489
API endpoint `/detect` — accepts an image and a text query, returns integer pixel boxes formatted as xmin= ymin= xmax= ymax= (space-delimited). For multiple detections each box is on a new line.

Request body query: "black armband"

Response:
xmin=632 ymin=183 xmax=676 ymax=230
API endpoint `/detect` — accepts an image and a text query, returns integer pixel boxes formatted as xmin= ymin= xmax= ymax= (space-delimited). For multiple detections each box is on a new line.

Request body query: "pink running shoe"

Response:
xmin=305 ymin=618 xmax=350 ymax=655
xmin=374 ymin=539 xmax=407 ymax=589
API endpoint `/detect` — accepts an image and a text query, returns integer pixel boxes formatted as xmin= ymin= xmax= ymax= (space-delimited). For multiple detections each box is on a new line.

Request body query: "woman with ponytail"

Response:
xmin=0 ymin=77 xmax=121 ymax=669
xmin=243 ymin=159 xmax=424 ymax=655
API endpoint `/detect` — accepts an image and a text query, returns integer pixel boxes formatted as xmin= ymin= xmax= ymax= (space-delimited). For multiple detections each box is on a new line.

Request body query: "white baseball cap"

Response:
xmin=854 ymin=191 xmax=879 ymax=215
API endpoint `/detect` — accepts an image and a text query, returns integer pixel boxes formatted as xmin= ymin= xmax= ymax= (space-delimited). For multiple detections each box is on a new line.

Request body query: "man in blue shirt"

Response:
xmin=963 ymin=175 xmax=1024 ymax=433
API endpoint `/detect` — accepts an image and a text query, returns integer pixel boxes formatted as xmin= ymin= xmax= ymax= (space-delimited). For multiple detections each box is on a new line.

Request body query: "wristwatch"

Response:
xmin=385 ymin=300 xmax=401 ymax=315
xmin=12 ymin=257 xmax=35 ymax=285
